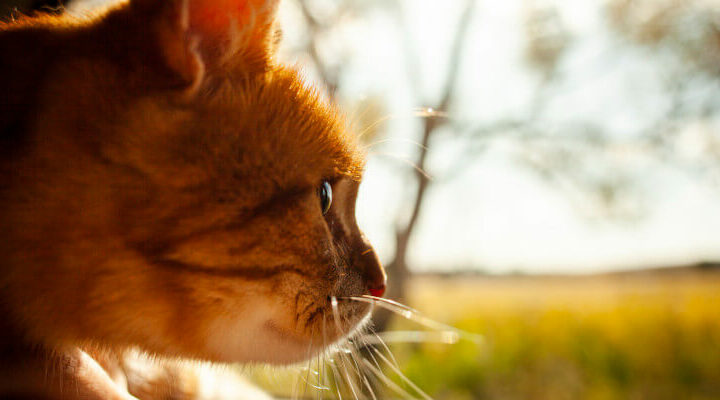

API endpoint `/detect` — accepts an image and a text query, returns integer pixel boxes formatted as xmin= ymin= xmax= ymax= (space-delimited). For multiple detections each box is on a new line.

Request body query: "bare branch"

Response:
xmin=295 ymin=0 xmax=343 ymax=96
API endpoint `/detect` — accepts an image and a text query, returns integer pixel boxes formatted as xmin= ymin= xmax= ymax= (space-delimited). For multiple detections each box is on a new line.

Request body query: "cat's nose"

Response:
xmin=369 ymin=285 xmax=386 ymax=298
xmin=359 ymin=245 xmax=386 ymax=298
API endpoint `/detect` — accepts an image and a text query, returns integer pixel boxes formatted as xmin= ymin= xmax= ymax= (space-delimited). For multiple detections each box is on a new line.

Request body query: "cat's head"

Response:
xmin=0 ymin=0 xmax=385 ymax=364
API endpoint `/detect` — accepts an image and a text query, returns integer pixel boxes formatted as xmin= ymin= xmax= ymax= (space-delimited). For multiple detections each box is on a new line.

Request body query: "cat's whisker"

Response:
xmin=356 ymin=106 xmax=449 ymax=146
xmin=348 ymin=344 xmax=378 ymax=400
xmin=335 ymin=344 xmax=363 ymax=396
xmin=368 ymin=152 xmax=433 ymax=180
xmin=339 ymin=349 xmax=370 ymax=400
xmin=327 ymin=356 xmax=344 ymax=400
xmin=363 ymin=137 xmax=428 ymax=152
xmin=348 ymin=327 xmax=382 ymax=394
xmin=340 ymin=337 xmax=375 ymax=400
xmin=330 ymin=296 xmax=345 ymax=339
xmin=366 ymin=326 xmax=403 ymax=372
xmin=339 ymin=351 xmax=361 ymax=400
xmin=370 ymin=347 xmax=433 ymax=400
xmin=332 ymin=296 xmax=378 ymax=399
xmin=360 ymin=358 xmax=420 ymax=400
xmin=359 ymin=340 xmax=384 ymax=388
xmin=363 ymin=302 xmax=481 ymax=400
xmin=341 ymin=296 xmax=484 ymax=344
xmin=354 ymin=327 xmax=386 ymax=374
xmin=339 ymin=314 xmax=380 ymax=400
xmin=335 ymin=356 xmax=357 ymax=399
xmin=330 ymin=298 xmax=361 ymax=399
xmin=317 ymin=313 xmax=336 ymax=397
xmin=321 ymin=313 xmax=327 ymax=400
xmin=303 ymin=327 xmax=316 ymax=398
xmin=316 ymin=345 xmax=323 ymax=399
xmin=360 ymin=330 xmax=461 ymax=345
xmin=364 ymin=327 xmax=420 ymax=398
xmin=330 ymin=293 xmax=461 ymax=399
xmin=357 ymin=357 xmax=383 ymax=400
xmin=320 ymin=319 xmax=345 ymax=400
xmin=343 ymin=295 xmax=418 ymax=313
xmin=356 ymin=114 xmax=395 ymax=142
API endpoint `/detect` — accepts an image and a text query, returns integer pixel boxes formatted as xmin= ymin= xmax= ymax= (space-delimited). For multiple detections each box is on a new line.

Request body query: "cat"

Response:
xmin=0 ymin=0 xmax=387 ymax=398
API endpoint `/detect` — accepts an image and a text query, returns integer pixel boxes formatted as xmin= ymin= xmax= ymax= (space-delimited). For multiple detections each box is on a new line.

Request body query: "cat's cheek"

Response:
xmin=202 ymin=301 xmax=277 ymax=363
xmin=201 ymin=300 xmax=317 ymax=364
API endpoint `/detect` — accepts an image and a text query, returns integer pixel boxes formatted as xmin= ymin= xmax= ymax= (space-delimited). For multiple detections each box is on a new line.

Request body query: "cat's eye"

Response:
xmin=318 ymin=181 xmax=332 ymax=215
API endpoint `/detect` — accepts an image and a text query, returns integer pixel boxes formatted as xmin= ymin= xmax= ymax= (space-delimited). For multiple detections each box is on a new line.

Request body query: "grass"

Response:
xmin=393 ymin=269 xmax=720 ymax=399
xmin=248 ymin=268 xmax=720 ymax=399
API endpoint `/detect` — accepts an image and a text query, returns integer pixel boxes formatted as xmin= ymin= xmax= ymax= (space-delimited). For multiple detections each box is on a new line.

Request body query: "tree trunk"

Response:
xmin=372 ymin=117 xmax=436 ymax=331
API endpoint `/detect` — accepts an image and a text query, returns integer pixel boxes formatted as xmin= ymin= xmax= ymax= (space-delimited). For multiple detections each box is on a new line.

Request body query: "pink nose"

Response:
xmin=369 ymin=285 xmax=386 ymax=298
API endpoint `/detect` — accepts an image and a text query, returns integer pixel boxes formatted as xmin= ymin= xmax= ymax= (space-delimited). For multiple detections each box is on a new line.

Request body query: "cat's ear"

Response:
xmin=129 ymin=0 xmax=280 ymax=87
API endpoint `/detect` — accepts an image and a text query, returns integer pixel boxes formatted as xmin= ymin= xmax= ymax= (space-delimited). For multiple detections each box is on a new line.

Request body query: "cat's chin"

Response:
xmin=260 ymin=311 xmax=372 ymax=365
xmin=202 ymin=302 xmax=372 ymax=365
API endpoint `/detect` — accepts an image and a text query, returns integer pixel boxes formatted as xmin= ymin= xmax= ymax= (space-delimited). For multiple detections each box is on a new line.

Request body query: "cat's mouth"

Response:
xmin=304 ymin=296 xmax=369 ymax=338
xmin=263 ymin=296 xmax=371 ymax=357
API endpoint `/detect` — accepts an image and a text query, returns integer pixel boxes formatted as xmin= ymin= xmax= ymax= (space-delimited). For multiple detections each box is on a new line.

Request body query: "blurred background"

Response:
xmin=270 ymin=1 xmax=720 ymax=397
xmin=4 ymin=0 xmax=720 ymax=398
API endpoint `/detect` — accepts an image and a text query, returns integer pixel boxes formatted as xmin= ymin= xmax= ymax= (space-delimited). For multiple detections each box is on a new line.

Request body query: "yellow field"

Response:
xmin=249 ymin=269 xmax=720 ymax=399
xmin=395 ymin=270 xmax=720 ymax=399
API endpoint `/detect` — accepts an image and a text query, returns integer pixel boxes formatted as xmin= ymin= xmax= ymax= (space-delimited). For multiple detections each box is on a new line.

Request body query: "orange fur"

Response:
xmin=0 ymin=0 xmax=385 ymax=398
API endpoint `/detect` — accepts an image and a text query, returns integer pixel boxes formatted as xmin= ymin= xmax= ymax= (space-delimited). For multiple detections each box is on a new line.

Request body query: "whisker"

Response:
xmin=359 ymin=330 xmax=461 ymax=345
xmin=365 ymin=326 xmax=402 ymax=374
xmin=370 ymin=347 xmax=433 ymax=400
xmin=331 ymin=296 xmax=344 ymax=335
xmin=331 ymin=297 xmax=362 ymax=399
xmin=357 ymin=351 xmax=383 ymax=400
xmin=340 ymin=330 xmax=376 ymax=399
xmin=317 ymin=345 xmax=325 ymax=397
xmin=338 ymin=351 xmax=363 ymax=399
xmin=328 ymin=356 xmax=344 ymax=400
xmin=360 ymin=358 xmax=420 ymax=400
xmin=292 ymin=365 xmax=300 ymax=400
xmin=345 ymin=295 xmax=418 ymax=314
xmin=342 ymin=296 xmax=484 ymax=344
xmin=333 ymin=296 xmax=380 ymax=399
xmin=363 ymin=137 xmax=429 ymax=152
xmin=368 ymin=152 xmax=433 ymax=180
xmin=337 ymin=341 xmax=371 ymax=397
xmin=327 ymin=356 xmax=343 ymax=400
xmin=328 ymin=295 xmax=475 ymax=399
xmin=322 ymin=314 xmax=334 ymax=400
xmin=350 ymin=345 xmax=379 ymax=400
xmin=339 ymin=351 xmax=361 ymax=400
xmin=303 ymin=327 xmax=316 ymax=398
xmin=356 ymin=106 xmax=448 ymax=144
xmin=363 ymin=326 xmax=414 ymax=396
xmin=357 ymin=114 xmax=394 ymax=141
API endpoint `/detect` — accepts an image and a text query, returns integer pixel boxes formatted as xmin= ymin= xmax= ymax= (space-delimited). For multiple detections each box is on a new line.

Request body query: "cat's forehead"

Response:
xmin=195 ymin=67 xmax=365 ymax=186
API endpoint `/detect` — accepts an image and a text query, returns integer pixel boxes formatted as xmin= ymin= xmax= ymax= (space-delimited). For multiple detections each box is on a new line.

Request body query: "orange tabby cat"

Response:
xmin=0 ymin=0 xmax=386 ymax=398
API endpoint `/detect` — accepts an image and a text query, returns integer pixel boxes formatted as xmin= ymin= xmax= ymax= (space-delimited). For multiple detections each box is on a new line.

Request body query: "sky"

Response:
xmin=279 ymin=0 xmax=720 ymax=274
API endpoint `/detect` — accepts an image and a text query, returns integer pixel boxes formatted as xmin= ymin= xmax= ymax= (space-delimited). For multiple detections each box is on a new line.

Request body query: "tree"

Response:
xmin=0 ymin=0 xmax=63 ymax=17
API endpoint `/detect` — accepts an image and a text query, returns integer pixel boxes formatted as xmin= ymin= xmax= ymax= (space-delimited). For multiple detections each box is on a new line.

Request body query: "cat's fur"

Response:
xmin=0 ymin=0 xmax=386 ymax=398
